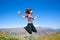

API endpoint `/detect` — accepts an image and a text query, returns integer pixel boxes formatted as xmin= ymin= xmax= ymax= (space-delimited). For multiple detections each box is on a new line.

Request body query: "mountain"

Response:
xmin=36 ymin=27 xmax=56 ymax=36
xmin=0 ymin=26 xmax=57 ymax=36
xmin=55 ymin=29 xmax=60 ymax=32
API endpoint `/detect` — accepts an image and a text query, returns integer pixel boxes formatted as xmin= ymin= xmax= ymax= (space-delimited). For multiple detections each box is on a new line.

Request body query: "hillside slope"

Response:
xmin=0 ymin=32 xmax=20 ymax=40
xmin=36 ymin=32 xmax=60 ymax=40
xmin=0 ymin=31 xmax=60 ymax=40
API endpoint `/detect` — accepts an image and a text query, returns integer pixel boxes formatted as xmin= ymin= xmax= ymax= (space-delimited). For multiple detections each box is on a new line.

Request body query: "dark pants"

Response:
xmin=24 ymin=23 xmax=37 ymax=34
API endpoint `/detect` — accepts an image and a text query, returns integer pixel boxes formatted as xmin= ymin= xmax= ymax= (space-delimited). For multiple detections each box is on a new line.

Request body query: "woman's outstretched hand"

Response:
xmin=18 ymin=10 xmax=25 ymax=18
xmin=18 ymin=10 xmax=22 ymax=15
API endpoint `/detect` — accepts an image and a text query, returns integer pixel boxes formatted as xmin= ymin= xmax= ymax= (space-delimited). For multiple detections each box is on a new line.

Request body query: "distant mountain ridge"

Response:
xmin=0 ymin=26 xmax=59 ymax=36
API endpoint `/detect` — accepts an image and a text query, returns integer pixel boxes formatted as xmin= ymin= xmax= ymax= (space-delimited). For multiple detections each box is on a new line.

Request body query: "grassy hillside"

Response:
xmin=0 ymin=31 xmax=60 ymax=40
xmin=0 ymin=32 xmax=21 ymax=40
xmin=36 ymin=32 xmax=60 ymax=40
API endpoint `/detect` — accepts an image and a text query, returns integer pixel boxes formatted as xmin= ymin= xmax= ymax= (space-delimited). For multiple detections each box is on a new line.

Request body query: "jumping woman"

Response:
xmin=18 ymin=8 xmax=37 ymax=40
